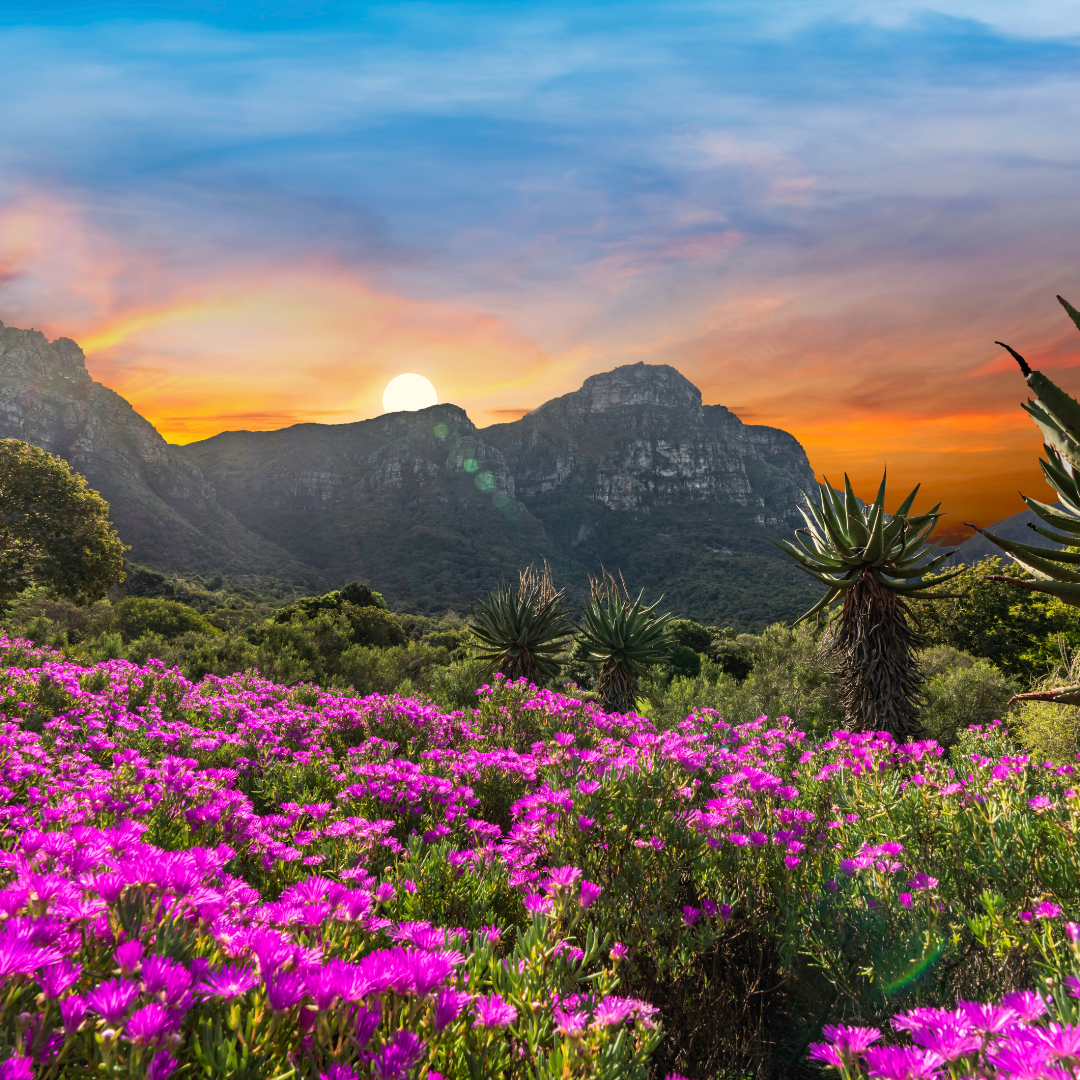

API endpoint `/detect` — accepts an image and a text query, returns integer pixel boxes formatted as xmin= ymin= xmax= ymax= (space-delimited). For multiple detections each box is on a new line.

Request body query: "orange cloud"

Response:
xmin=0 ymin=193 xmax=561 ymax=442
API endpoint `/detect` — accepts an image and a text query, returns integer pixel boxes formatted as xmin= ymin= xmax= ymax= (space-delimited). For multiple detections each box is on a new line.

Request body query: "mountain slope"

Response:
xmin=0 ymin=318 xmax=823 ymax=626
xmin=0 ymin=321 xmax=315 ymax=585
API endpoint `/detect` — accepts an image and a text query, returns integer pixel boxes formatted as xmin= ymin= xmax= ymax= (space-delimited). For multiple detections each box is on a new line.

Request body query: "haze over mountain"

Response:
xmin=0 ymin=319 xmax=824 ymax=626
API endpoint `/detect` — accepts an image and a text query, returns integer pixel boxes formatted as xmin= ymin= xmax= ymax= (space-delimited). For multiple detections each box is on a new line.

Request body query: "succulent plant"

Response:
xmin=969 ymin=296 xmax=1080 ymax=705
xmin=468 ymin=562 xmax=575 ymax=684
xmin=774 ymin=473 xmax=961 ymax=737
xmin=577 ymin=572 xmax=671 ymax=714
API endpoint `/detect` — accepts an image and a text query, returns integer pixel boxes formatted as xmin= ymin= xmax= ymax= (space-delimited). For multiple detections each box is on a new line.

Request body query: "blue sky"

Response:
xmin=1 ymin=1 xmax=1079 ymax=533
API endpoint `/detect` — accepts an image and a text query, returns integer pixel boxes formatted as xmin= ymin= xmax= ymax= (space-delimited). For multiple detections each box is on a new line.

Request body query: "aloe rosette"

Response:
xmin=576 ymin=581 xmax=671 ymax=713
xmin=774 ymin=473 xmax=961 ymax=736
xmin=468 ymin=575 xmax=575 ymax=684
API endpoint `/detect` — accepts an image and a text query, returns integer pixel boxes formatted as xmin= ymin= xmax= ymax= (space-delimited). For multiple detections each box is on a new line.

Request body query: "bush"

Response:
xmin=917 ymin=645 xmax=1018 ymax=746
xmin=115 ymin=596 xmax=220 ymax=641
xmin=334 ymin=641 xmax=451 ymax=696
xmin=1 ymin=638 xmax=1079 ymax=1080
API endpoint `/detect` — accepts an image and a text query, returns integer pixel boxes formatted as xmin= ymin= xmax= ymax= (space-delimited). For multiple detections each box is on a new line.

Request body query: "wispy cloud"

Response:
xmin=0 ymin=2 xmax=1079 ymax=528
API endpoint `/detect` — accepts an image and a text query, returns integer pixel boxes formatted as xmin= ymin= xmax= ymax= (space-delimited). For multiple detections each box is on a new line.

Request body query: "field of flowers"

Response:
xmin=1 ymin=633 xmax=1080 ymax=1079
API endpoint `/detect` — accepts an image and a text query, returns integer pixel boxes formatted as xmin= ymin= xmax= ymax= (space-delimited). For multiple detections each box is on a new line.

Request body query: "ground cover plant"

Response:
xmin=0 ymin=637 xmax=1079 ymax=1077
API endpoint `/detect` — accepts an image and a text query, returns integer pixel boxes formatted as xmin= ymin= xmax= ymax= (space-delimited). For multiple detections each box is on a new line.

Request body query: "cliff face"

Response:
xmin=0 ymin=319 xmax=820 ymax=624
xmin=0 ymin=321 xmax=308 ymax=581
xmin=486 ymin=363 xmax=814 ymax=525
xmin=181 ymin=406 xmax=551 ymax=608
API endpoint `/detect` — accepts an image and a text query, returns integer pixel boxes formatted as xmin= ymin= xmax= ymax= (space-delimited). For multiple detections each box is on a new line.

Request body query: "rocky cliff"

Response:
xmin=0 ymin=320 xmax=821 ymax=626
xmin=0 ymin=321 xmax=311 ymax=583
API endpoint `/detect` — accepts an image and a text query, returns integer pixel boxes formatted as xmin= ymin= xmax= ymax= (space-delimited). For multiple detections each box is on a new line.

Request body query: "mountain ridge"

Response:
xmin=0 ymin=320 xmax=822 ymax=626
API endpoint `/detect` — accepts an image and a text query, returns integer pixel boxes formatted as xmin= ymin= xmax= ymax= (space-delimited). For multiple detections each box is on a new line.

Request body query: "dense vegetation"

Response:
xmin=0 ymin=635 xmax=1078 ymax=1079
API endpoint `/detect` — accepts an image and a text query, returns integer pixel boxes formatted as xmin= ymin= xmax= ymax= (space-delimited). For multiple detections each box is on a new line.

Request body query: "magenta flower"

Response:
xmin=433 ymin=987 xmax=470 ymax=1031
xmin=1035 ymin=901 xmax=1062 ymax=919
xmin=124 ymin=1003 xmax=178 ymax=1048
xmin=353 ymin=1004 xmax=381 ymax=1048
xmin=474 ymin=992 xmax=517 ymax=1029
xmin=908 ymin=1020 xmax=980 ymax=1060
xmin=579 ymin=881 xmax=601 ymax=909
xmin=577 ymin=815 xmax=595 ymax=832
xmin=610 ymin=942 xmax=628 ymax=962
xmin=86 ymin=978 xmax=140 ymax=1025
xmin=1028 ymin=795 xmax=1053 ymax=810
xmin=265 ymin=971 xmax=306 ymax=1011
xmin=199 ymin=964 xmax=260 ymax=1001
xmin=114 ymin=940 xmax=144 ymax=976
xmin=1000 ymin=990 xmax=1047 ymax=1022
xmin=555 ymin=1008 xmax=588 ymax=1035
xmin=899 ymin=894 xmax=914 ymax=910
xmin=403 ymin=948 xmax=454 ymax=996
xmin=371 ymin=1030 xmax=425 ymax=1080
xmin=544 ymin=866 xmax=583 ymax=893
xmin=907 ymin=874 xmax=939 ymax=892
xmin=374 ymin=883 xmax=396 ymax=904
xmin=808 ymin=1043 xmax=844 ymax=1069
xmin=821 ymin=1025 xmax=882 ymax=1056
xmin=702 ymin=899 xmax=718 ymax=917
xmin=0 ymin=1057 xmax=33 ymax=1080
xmin=60 ymin=994 xmax=86 ymax=1036
xmin=719 ymin=904 xmax=732 ymax=922
xmin=1040 ymin=1022 xmax=1080 ymax=1058
xmin=682 ymin=906 xmax=701 ymax=926
xmin=784 ymin=855 xmax=801 ymax=869
xmin=38 ymin=959 xmax=81 ymax=999
xmin=320 ymin=1065 xmax=358 ymax=1080
xmin=862 ymin=1044 xmax=944 ymax=1080
xmin=957 ymin=1000 xmax=1020 ymax=1033
xmin=145 ymin=1052 xmax=178 ymax=1080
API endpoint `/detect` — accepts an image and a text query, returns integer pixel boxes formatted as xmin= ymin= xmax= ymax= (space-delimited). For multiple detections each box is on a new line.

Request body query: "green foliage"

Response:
xmin=668 ymin=644 xmax=701 ymax=679
xmin=0 ymin=438 xmax=126 ymax=604
xmin=115 ymin=596 xmax=221 ymax=641
xmin=643 ymin=622 xmax=844 ymax=735
xmin=468 ymin=567 xmax=575 ymax=682
xmin=917 ymin=646 xmax=1019 ymax=746
xmin=775 ymin=471 xmax=959 ymax=621
xmin=911 ymin=557 xmax=1080 ymax=680
xmin=666 ymin=618 xmax=712 ymax=655
xmin=1009 ymin=646 xmax=1080 ymax=765
xmin=976 ymin=297 xmax=1080 ymax=606
xmin=273 ymin=579 xmax=388 ymax=623
xmin=579 ymin=576 xmax=672 ymax=713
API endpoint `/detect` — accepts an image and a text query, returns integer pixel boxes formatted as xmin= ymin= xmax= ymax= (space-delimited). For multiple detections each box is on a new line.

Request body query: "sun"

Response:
xmin=382 ymin=373 xmax=438 ymax=413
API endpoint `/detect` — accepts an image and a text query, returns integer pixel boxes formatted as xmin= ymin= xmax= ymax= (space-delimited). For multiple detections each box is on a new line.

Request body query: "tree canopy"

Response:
xmin=0 ymin=439 xmax=126 ymax=604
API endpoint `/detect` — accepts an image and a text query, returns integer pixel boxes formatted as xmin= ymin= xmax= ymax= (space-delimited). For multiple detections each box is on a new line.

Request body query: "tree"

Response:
xmin=0 ymin=439 xmax=125 ymax=605
xmin=773 ymin=473 xmax=961 ymax=738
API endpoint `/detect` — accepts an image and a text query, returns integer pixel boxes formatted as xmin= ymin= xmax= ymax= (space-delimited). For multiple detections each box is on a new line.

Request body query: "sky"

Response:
xmin=2 ymin=2 xmax=1080 ymax=542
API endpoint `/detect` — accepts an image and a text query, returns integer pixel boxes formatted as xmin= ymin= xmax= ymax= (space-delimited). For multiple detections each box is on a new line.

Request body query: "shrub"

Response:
xmin=917 ymin=645 xmax=1018 ymax=745
xmin=115 ymin=596 xmax=220 ymax=641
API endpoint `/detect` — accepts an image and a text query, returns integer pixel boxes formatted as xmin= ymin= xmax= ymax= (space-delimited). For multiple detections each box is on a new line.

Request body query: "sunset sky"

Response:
xmin=2 ymin=2 xmax=1080 ymax=541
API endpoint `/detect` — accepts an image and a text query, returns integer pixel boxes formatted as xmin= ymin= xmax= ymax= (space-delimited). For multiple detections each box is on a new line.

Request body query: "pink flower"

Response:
xmin=577 ymin=815 xmax=595 ymax=832
xmin=1028 ymin=795 xmax=1053 ymax=811
xmin=610 ymin=943 xmax=628 ymax=962
xmin=579 ymin=881 xmax=602 ymax=909
xmin=682 ymin=906 xmax=701 ymax=926
xmin=474 ymin=992 xmax=517 ymax=1029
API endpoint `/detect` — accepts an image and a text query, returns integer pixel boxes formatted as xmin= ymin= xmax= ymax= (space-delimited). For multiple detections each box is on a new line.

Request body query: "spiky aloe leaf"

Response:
xmin=577 ymin=583 xmax=671 ymax=713
xmin=771 ymin=472 xmax=962 ymax=623
xmin=983 ymin=301 xmax=1080 ymax=606
xmin=468 ymin=579 xmax=575 ymax=682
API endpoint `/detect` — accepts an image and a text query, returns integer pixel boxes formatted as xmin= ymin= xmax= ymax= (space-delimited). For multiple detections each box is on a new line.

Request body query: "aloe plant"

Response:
xmin=578 ymin=573 xmax=671 ymax=713
xmin=970 ymin=296 xmax=1080 ymax=705
xmin=468 ymin=563 xmax=575 ymax=684
xmin=773 ymin=473 xmax=961 ymax=737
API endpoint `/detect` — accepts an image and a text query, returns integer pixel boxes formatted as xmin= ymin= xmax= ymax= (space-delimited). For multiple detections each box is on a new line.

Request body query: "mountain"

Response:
xmin=946 ymin=506 xmax=1066 ymax=567
xmin=0 ymin=319 xmax=822 ymax=627
xmin=0 ymin=320 xmax=319 ymax=589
